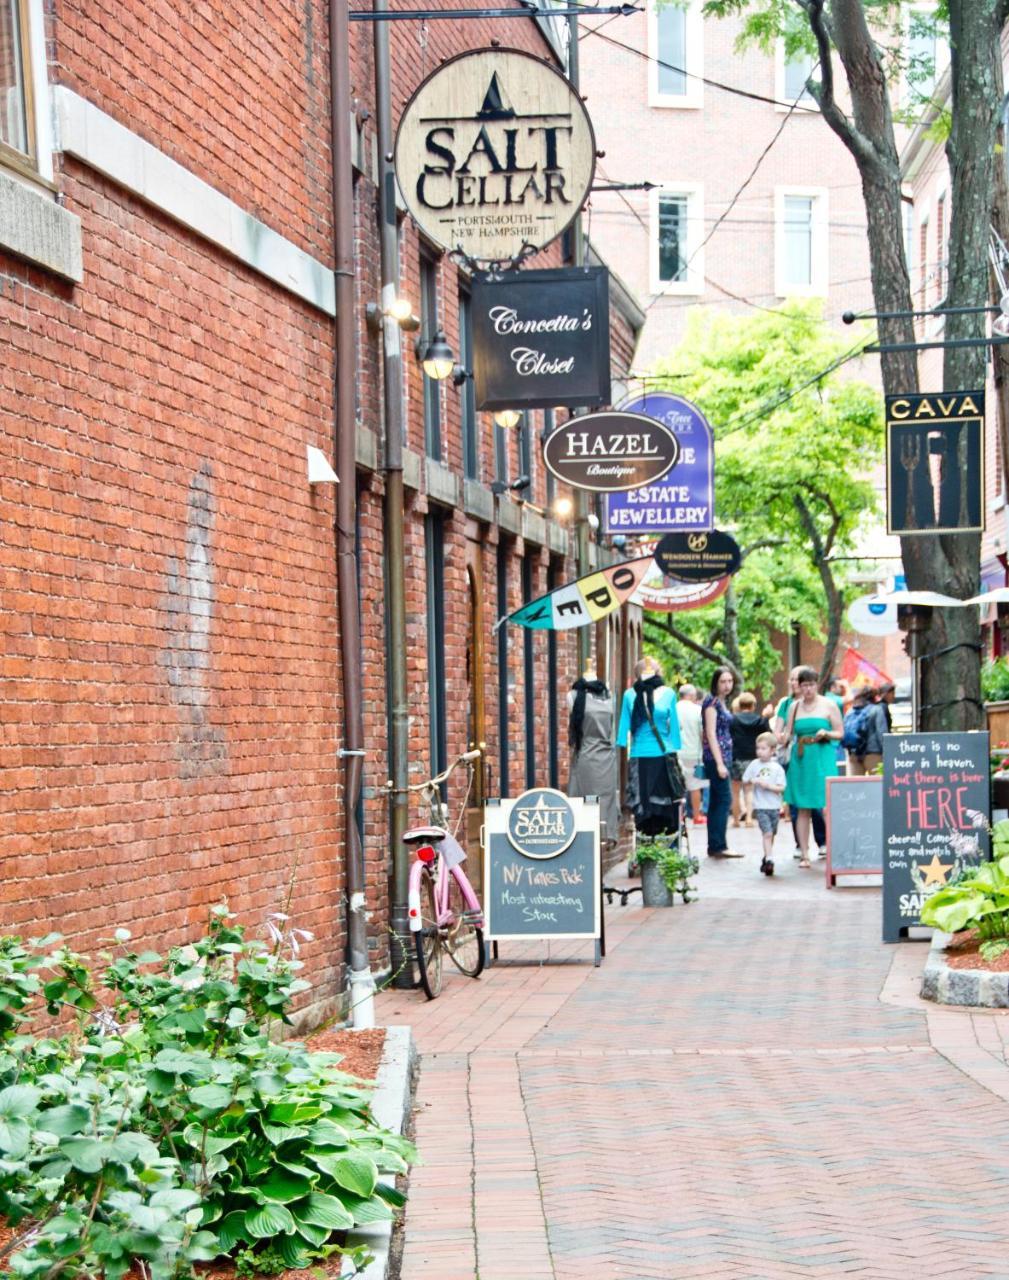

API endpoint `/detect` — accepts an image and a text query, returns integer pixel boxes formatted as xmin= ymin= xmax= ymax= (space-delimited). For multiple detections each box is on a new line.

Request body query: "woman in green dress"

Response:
xmin=782 ymin=666 xmax=842 ymax=868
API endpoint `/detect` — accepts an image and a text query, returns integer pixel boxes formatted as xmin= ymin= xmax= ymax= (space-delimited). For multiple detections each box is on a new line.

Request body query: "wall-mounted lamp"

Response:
xmin=493 ymin=408 xmax=522 ymax=429
xmin=415 ymin=329 xmax=456 ymax=381
xmin=552 ymin=496 xmax=574 ymax=520
xmin=365 ymin=299 xmax=421 ymax=333
xmin=491 ymin=474 xmax=531 ymax=497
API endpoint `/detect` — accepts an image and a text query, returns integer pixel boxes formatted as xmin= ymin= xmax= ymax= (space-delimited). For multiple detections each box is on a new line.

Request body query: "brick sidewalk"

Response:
xmin=378 ymin=825 xmax=1009 ymax=1279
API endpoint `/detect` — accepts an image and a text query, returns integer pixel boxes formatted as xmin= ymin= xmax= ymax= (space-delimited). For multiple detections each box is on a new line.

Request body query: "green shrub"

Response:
xmin=634 ymin=839 xmax=699 ymax=901
xmin=981 ymin=657 xmax=1009 ymax=704
xmin=0 ymin=907 xmax=411 ymax=1280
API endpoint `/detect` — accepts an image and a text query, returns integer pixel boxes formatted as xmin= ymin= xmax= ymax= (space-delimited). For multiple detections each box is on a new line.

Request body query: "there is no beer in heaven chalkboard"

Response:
xmin=483 ymin=788 xmax=601 ymax=956
xmin=882 ymin=731 xmax=990 ymax=942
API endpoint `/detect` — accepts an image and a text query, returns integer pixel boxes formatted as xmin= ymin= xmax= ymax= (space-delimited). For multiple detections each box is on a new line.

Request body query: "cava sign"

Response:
xmin=542 ymin=412 xmax=679 ymax=493
xmin=394 ymin=48 xmax=596 ymax=262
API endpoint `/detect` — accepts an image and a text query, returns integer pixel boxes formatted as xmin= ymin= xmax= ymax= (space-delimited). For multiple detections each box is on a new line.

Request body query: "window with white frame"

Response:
xmin=775 ymin=40 xmax=817 ymax=108
xmin=0 ymin=0 xmax=50 ymax=181
xmin=1 ymin=1 xmax=31 ymax=161
xmin=648 ymin=0 xmax=703 ymax=109
xmin=651 ymin=184 xmax=703 ymax=294
xmin=775 ymin=188 xmax=828 ymax=296
xmin=903 ymin=3 xmax=949 ymax=102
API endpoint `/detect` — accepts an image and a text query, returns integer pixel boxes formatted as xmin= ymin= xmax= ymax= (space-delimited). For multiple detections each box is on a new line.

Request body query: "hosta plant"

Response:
xmin=920 ymin=819 xmax=1009 ymax=961
xmin=0 ymin=907 xmax=412 ymax=1280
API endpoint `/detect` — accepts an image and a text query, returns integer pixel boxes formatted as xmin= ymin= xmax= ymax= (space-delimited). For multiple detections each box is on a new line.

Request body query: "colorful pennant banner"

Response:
xmin=508 ymin=556 xmax=654 ymax=630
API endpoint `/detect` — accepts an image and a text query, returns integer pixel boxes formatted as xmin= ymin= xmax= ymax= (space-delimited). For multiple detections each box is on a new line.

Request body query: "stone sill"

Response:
xmin=921 ymin=930 xmax=1009 ymax=1008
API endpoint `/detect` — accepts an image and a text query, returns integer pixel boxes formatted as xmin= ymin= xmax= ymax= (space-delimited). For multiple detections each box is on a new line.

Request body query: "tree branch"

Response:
xmin=740 ymin=537 xmax=785 ymax=563
xmin=806 ymin=0 xmax=878 ymax=169
xmin=656 ymin=615 xmax=740 ymax=679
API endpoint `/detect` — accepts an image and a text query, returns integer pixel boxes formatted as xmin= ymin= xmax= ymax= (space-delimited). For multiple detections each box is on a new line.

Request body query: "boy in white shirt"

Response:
xmin=743 ymin=732 xmax=787 ymax=878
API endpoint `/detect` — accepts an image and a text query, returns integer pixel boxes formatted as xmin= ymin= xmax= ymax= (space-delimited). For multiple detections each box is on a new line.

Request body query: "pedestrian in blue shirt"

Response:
xmin=617 ymin=656 xmax=682 ymax=836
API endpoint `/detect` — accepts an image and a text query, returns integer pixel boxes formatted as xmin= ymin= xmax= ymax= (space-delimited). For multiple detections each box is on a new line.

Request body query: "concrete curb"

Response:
xmin=921 ymin=931 xmax=1009 ymax=1008
xmin=340 ymin=1024 xmax=417 ymax=1280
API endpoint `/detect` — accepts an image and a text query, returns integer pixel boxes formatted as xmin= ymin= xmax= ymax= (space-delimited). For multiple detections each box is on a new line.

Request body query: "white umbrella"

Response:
xmin=963 ymin=587 xmax=1009 ymax=606
xmin=866 ymin=589 xmax=967 ymax=608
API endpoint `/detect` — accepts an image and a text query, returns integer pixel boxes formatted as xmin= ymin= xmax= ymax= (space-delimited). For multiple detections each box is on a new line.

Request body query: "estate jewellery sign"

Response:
xmin=885 ymin=391 xmax=985 ymax=535
xmin=603 ymin=393 xmax=715 ymax=533
xmin=472 ymin=267 xmax=611 ymax=409
xmin=394 ymin=48 xmax=596 ymax=263
xmin=542 ymin=411 xmax=680 ymax=493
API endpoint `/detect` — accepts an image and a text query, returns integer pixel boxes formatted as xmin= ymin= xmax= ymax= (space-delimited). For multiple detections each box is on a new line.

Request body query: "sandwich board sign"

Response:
xmin=483 ymin=788 xmax=602 ymax=965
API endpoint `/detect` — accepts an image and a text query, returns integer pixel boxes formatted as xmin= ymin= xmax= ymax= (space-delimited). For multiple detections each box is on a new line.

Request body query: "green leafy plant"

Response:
xmin=0 ymin=907 xmax=412 ymax=1280
xmin=921 ymin=820 xmax=1009 ymax=960
xmin=634 ymin=839 xmax=699 ymax=902
xmin=981 ymin=658 xmax=1009 ymax=705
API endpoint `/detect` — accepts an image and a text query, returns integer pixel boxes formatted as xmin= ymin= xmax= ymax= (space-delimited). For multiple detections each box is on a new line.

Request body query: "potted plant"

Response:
xmin=920 ymin=819 xmax=1009 ymax=960
xmin=634 ymin=837 xmax=699 ymax=908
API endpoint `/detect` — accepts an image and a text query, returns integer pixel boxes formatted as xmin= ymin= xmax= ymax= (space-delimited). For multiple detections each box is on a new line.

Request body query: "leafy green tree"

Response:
xmin=645 ymin=544 xmax=825 ymax=696
xmin=646 ymin=302 xmax=883 ymax=688
xmin=701 ymin=0 xmax=1006 ymax=729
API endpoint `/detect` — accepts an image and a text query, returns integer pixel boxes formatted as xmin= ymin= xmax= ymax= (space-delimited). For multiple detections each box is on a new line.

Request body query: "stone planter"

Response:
xmin=922 ymin=930 xmax=1009 ymax=1008
xmin=640 ymin=860 xmax=673 ymax=907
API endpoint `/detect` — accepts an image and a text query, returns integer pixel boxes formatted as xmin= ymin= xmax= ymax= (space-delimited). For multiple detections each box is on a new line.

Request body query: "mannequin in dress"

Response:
xmin=567 ymin=661 xmax=620 ymax=849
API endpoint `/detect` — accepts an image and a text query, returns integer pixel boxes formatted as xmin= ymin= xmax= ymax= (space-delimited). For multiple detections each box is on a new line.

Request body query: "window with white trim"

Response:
xmin=648 ymin=0 xmax=703 ymax=109
xmin=0 ymin=0 xmax=52 ymax=185
xmin=775 ymin=40 xmax=817 ymax=108
xmin=774 ymin=187 xmax=828 ymax=296
xmin=902 ymin=3 xmax=949 ymax=103
xmin=651 ymin=184 xmax=704 ymax=295
xmin=1 ymin=0 xmax=33 ymax=170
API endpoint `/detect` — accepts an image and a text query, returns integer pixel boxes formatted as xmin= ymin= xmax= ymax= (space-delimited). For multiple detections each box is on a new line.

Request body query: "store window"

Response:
xmin=420 ymin=250 xmax=442 ymax=460
xmin=459 ymin=286 xmax=479 ymax=481
xmin=648 ymin=0 xmax=702 ymax=108
xmin=651 ymin=185 xmax=704 ymax=294
xmin=521 ymin=555 xmax=536 ymax=788
xmin=425 ymin=513 xmax=448 ymax=781
xmin=496 ymin=543 xmax=511 ymax=798
xmin=775 ymin=187 xmax=828 ymax=296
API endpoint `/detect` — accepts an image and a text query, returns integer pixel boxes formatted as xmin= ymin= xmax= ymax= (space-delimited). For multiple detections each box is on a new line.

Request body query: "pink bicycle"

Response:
xmin=404 ymin=749 xmax=486 ymax=999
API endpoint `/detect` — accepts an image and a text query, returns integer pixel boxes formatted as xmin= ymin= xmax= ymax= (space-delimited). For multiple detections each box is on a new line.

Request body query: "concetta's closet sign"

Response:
xmin=394 ymin=48 xmax=596 ymax=262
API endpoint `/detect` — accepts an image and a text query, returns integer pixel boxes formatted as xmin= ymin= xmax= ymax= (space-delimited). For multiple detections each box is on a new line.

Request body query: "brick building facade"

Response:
xmin=1 ymin=1 xmax=642 ymax=1016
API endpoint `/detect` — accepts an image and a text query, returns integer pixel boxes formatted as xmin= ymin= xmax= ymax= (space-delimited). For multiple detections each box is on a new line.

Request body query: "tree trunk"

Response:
xmin=721 ymin=580 xmax=744 ymax=676
xmin=806 ymin=0 xmax=997 ymax=729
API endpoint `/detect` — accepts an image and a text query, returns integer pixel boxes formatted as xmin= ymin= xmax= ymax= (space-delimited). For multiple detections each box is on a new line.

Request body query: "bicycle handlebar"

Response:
xmin=386 ymin=748 xmax=483 ymax=794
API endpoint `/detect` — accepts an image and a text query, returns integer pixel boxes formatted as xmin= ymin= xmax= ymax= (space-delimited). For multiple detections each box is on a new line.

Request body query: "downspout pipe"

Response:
xmin=374 ymin=0 xmax=413 ymax=986
xmin=330 ymin=0 xmax=375 ymax=1026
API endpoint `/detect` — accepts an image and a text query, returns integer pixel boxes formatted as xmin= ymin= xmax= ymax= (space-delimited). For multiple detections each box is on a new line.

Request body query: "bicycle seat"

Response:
xmin=403 ymin=825 xmax=448 ymax=845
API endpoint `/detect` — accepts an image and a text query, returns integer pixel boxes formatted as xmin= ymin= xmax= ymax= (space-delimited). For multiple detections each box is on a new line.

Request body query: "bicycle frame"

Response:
xmin=407 ymin=834 xmax=484 ymax=934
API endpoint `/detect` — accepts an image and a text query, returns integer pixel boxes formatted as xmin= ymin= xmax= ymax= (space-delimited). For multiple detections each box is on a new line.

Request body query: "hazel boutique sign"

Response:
xmin=394 ymin=48 xmax=596 ymax=262
xmin=542 ymin=411 xmax=679 ymax=493
xmin=472 ymin=267 xmax=611 ymax=410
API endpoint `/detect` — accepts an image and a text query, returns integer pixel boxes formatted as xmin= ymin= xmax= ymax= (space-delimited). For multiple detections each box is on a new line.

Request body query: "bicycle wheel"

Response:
xmin=443 ymin=870 xmax=485 ymax=978
xmin=414 ymin=868 xmax=443 ymax=999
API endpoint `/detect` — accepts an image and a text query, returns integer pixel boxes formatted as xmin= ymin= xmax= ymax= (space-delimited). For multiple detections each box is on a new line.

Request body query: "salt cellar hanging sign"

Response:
xmin=472 ymin=267 xmax=611 ymax=409
xmin=394 ymin=48 xmax=596 ymax=263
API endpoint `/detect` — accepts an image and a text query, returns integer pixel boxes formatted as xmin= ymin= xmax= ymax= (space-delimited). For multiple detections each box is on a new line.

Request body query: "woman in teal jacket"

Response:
xmin=617 ymin=656 xmax=682 ymax=836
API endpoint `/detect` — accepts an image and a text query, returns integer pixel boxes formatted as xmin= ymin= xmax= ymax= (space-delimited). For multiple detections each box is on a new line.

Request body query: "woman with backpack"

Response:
xmin=846 ymin=687 xmax=889 ymax=775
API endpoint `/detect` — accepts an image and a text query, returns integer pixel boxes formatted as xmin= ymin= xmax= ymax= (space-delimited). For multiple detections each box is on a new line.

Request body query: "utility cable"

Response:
xmin=580 ymin=22 xmax=808 ymax=110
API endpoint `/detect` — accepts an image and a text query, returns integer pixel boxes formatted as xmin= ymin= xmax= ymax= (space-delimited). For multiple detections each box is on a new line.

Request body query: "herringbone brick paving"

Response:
xmin=379 ymin=829 xmax=1009 ymax=1278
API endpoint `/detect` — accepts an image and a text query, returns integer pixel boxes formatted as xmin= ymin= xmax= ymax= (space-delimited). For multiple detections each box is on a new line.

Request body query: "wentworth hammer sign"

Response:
xmin=394 ymin=48 xmax=596 ymax=262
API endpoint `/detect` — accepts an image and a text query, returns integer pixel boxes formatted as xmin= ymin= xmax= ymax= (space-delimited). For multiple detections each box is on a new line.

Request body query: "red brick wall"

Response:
xmin=1 ymin=163 xmax=344 ymax=1004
